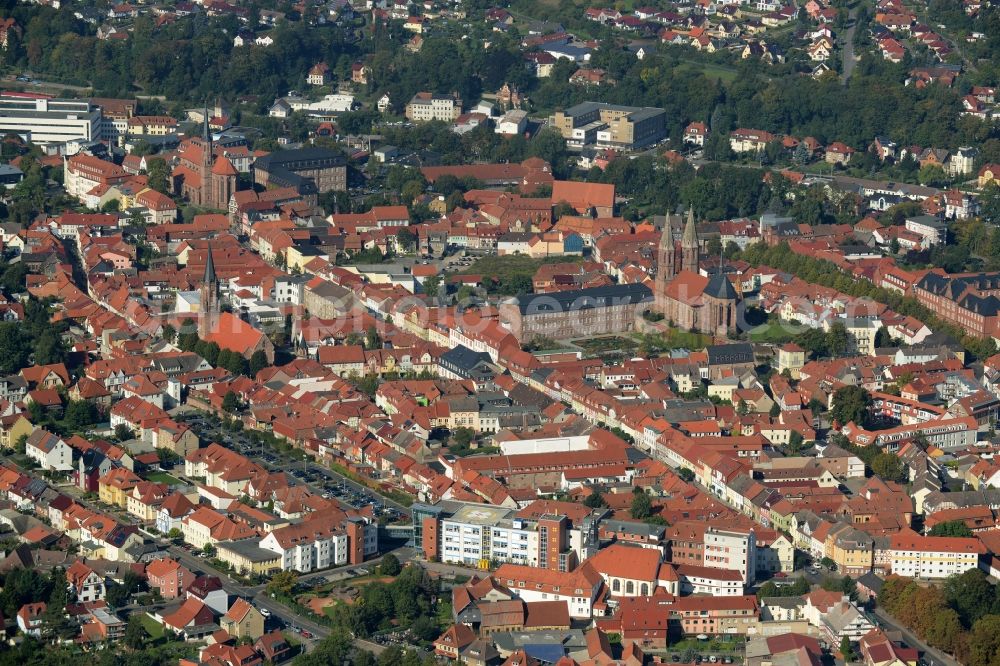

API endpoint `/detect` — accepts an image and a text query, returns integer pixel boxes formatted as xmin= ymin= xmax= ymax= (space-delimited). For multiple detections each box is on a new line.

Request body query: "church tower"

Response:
xmin=198 ymin=242 xmax=219 ymax=340
xmin=681 ymin=207 xmax=699 ymax=274
xmin=655 ymin=214 xmax=677 ymax=313
xmin=199 ymin=106 xmax=213 ymax=208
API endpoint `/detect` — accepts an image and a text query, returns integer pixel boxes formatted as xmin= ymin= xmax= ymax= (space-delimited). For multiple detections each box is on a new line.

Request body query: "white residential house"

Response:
xmin=25 ymin=429 xmax=73 ymax=472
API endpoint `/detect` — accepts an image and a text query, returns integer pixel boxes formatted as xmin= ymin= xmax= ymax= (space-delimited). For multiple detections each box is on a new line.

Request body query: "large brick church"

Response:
xmin=654 ymin=209 xmax=740 ymax=337
xmin=172 ymin=114 xmax=238 ymax=211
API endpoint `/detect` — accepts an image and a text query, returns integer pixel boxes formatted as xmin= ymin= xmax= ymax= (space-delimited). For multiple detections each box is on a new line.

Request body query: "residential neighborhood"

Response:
xmin=0 ymin=0 xmax=997 ymax=663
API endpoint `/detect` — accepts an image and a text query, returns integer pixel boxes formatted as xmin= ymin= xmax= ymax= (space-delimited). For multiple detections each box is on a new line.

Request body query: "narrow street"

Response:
xmin=841 ymin=6 xmax=860 ymax=84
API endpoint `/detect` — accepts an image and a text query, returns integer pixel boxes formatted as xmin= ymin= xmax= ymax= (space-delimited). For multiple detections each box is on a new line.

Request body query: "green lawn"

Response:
xmin=146 ymin=472 xmax=183 ymax=486
xmin=632 ymin=328 xmax=713 ymax=352
xmin=458 ymin=255 xmax=586 ymax=295
xmin=749 ymin=321 xmax=799 ymax=344
xmin=675 ymin=60 xmax=739 ymax=84
xmin=139 ymin=613 xmax=164 ymax=640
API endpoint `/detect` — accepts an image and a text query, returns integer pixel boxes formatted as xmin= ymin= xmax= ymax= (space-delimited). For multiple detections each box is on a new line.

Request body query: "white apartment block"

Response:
xmin=888 ymin=530 xmax=984 ymax=579
xmin=440 ymin=514 xmax=535 ymax=567
xmin=704 ymin=527 xmax=757 ymax=584
xmin=260 ymin=529 xmax=349 ymax=572
xmin=436 ymin=503 xmax=596 ymax=569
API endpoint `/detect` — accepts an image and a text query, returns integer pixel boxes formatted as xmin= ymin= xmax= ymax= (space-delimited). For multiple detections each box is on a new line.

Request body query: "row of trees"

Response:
xmin=739 ymin=241 xmax=998 ymax=360
xmin=880 ymin=570 xmax=1000 ymax=666
xmin=173 ymin=319 xmax=269 ymax=378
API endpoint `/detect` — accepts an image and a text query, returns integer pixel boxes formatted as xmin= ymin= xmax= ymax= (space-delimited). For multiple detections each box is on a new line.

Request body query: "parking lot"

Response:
xmin=173 ymin=410 xmax=408 ymax=522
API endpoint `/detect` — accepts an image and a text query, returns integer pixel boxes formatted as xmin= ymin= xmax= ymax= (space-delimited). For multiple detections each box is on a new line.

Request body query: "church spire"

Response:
xmin=683 ymin=206 xmax=698 ymax=247
xmin=203 ymin=241 xmax=217 ymax=286
xmin=681 ymin=206 xmax=699 ymax=273
xmin=198 ymin=241 xmax=219 ymax=340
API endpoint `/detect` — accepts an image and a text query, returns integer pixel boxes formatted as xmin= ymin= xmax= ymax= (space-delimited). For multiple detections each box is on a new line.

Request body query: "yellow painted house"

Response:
xmin=825 ymin=523 xmax=875 ymax=575
xmin=98 ymin=468 xmax=142 ymax=508
xmin=125 ymin=481 xmax=171 ymax=522
xmin=220 ymin=598 xmax=265 ymax=640
xmin=0 ymin=414 xmax=33 ymax=450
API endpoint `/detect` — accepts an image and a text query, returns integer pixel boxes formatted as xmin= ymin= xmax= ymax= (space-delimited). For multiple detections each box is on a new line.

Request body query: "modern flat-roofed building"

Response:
xmin=0 ymin=96 xmax=102 ymax=144
xmin=549 ymin=102 xmax=666 ymax=149
xmin=417 ymin=500 xmax=600 ymax=571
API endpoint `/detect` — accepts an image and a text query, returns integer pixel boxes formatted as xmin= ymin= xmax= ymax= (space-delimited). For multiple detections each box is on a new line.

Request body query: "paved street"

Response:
xmin=841 ymin=6 xmax=859 ymax=83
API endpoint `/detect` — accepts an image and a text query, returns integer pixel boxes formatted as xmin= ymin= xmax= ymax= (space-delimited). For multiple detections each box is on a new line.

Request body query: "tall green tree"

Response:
xmin=630 ymin=488 xmax=652 ymax=520
xmin=831 ymin=385 xmax=872 ymax=427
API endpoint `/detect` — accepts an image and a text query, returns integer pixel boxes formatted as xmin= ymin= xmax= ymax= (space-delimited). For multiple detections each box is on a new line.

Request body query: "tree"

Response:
xmin=222 ymin=391 xmax=240 ymax=413
xmin=967 ymin=615 xmax=1000 ymax=666
xmin=787 ymin=430 xmax=806 ymax=453
xmin=918 ymin=163 xmax=947 ymax=187
xmin=114 ymin=423 xmax=135 ymax=441
xmin=379 ymin=554 xmax=401 ymax=576
xmin=757 ymin=581 xmax=779 ymax=599
xmin=395 ymin=228 xmax=416 ymax=252
xmin=870 ymin=452 xmax=906 ymax=483
xmin=928 ymin=520 xmax=974 ymax=538
xmin=161 ymin=323 xmax=176 ymax=344
xmin=450 ymin=427 xmax=475 ymax=449
xmin=826 ymin=322 xmax=850 ymax=357
xmin=583 ymin=492 xmax=608 ymax=508
xmin=217 ymin=349 xmax=248 ymax=375
xmin=0 ymin=567 xmax=53 ymax=617
xmin=942 ymin=568 xmax=995 ymax=627
xmin=106 ymin=581 xmax=130 ymax=608
xmin=267 ymin=571 xmax=297 ymax=598
xmin=64 ymin=400 xmax=98 ymax=430
xmin=630 ymin=487 xmax=652 ymax=520
xmin=831 ymin=385 xmax=872 ymax=427
xmin=422 ymin=275 xmax=442 ymax=298
xmin=42 ymin=569 xmax=75 ymax=641
xmin=678 ymin=468 xmax=695 ymax=482
xmin=840 ymin=636 xmax=856 ymax=662
xmin=248 ymin=350 xmax=269 ymax=376
xmin=123 ymin=613 xmax=147 ymax=650
xmin=981 ymin=183 xmax=1000 ymax=225
xmin=146 ymin=157 xmax=170 ymax=194
xmin=365 ymin=325 xmax=381 ymax=350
